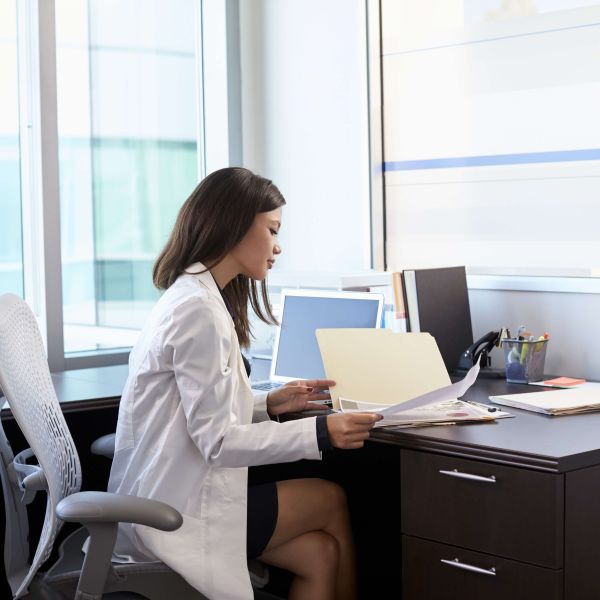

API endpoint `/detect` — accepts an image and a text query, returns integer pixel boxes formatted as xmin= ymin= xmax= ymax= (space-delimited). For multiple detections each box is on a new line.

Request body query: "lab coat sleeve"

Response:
xmin=251 ymin=390 xmax=270 ymax=422
xmin=163 ymin=296 xmax=321 ymax=468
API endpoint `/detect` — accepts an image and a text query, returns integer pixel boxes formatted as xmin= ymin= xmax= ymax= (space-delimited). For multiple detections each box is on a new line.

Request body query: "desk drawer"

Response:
xmin=402 ymin=535 xmax=563 ymax=600
xmin=401 ymin=450 xmax=564 ymax=568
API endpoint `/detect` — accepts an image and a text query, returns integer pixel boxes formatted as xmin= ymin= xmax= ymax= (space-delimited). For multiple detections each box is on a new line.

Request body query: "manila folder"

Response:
xmin=316 ymin=329 xmax=451 ymax=410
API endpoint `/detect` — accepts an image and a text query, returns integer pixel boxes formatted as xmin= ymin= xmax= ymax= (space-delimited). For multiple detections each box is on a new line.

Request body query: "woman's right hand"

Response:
xmin=326 ymin=412 xmax=383 ymax=449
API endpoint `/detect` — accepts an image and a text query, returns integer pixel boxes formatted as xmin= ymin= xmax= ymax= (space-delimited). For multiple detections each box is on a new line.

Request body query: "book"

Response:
xmin=490 ymin=388 xmax=600 ymax=416
xmin=401 ymin=266 xmax=474 ymax=373
xmin=386 ymin=271 xmax=408 ymax=332
xmin=402 ymin=270 xmax=420 ymax=332
xmin=391 ymin=271 xmax=406 ymax=319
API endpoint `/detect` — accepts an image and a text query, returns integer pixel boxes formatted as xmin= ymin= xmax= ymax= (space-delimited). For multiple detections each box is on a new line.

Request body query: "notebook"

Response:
xmin=402 ymin=266 xmax=473 ymax=374
xmin=251 ymin=289 xmax=384 ymax=391
xmin=490 ymin=388 xmax=600 ymax=416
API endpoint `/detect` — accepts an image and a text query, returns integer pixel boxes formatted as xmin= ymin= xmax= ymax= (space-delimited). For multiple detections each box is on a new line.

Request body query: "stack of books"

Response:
xmin=490 ymin=388 xmax=600 ymax=416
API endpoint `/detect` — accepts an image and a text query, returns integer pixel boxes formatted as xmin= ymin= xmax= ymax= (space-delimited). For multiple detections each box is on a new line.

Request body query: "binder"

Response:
xmin=401 ymin=266 xmax=473 ymax=373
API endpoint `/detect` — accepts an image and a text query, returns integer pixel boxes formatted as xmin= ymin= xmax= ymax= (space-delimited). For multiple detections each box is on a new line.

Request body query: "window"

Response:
xmin=0 ymin=0 xmax=23 ymax=296
xmin=0 ymin=0 xmax=221 ymax=369
xmin=56 ymin=0 xmax=202 ymax=354
xmin=382 ymin=0 xmax=600 ymax=273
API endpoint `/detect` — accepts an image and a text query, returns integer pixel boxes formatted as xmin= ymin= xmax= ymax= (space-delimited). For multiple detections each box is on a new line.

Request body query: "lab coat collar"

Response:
xmin=184 ymin=261 xmax=234 ymax=325
xmin=184 ymin=262 xmax=222 ymax=299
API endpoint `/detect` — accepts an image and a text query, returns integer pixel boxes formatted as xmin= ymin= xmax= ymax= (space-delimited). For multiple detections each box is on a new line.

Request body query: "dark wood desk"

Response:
xmin=360 ymin=378 xmax=600 ymax=600
xmin=1 ymin=364 xmax=127 ymax=417
xmin=4 ymin=367 xmax=599 ymax=599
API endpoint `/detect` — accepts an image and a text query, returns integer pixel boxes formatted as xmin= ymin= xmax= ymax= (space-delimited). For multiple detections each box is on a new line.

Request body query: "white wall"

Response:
xmin=238 ymin=0 xmax=600 ymax=381
xmin=380 ymin=0 xmax=600 ymax=380
xmin=470 ymin=287 xmax=600 ymax=380
xmin=381 ymin=1 xmax=600 ymax=272
xmin=239 ymin=0 xmax=372 ymax=273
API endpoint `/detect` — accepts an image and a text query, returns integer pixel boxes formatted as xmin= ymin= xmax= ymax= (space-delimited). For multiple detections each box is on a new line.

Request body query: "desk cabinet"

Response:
xmin=402 ymin=536 xmax=563 ymax=600
xmin=289 ymin=376 xmax=600 ymax=600
xmin=400 ymin=450 xmax=565 ymax=599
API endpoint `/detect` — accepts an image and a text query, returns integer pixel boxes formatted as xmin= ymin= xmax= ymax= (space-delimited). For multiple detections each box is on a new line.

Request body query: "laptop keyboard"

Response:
xmin=251 ymin=381 xmax=283 ymax=391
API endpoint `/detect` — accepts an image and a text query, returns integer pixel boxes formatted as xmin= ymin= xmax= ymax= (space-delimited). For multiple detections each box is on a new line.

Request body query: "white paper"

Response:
xmin=338 ymin=361 xmax=481 ymax=423
xmin=374 ymin=399 xmax=494 ymax=427
xmin=490 ymin=387 xmax=600 ymax=414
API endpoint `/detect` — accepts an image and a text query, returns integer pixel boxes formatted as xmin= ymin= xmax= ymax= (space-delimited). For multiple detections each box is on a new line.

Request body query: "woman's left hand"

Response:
xmin=266 ymin=379 xmax=335 ymax=416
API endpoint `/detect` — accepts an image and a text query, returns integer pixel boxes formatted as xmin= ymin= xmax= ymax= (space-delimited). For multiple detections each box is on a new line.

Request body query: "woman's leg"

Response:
xmin=258 ymin=478 xmax=357 ymax=600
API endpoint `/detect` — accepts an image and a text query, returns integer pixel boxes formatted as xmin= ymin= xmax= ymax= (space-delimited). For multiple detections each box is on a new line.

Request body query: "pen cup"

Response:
xmin=501 ymin=339 xmax=548 ymax=384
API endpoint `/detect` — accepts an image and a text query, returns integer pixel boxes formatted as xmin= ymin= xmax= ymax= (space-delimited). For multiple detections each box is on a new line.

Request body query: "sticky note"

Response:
xmin=542 ymin=377 xmax=586 ymax=387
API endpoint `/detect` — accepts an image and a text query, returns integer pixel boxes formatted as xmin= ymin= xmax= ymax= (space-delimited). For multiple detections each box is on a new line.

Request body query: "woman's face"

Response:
xmin=230 ymin=207 xmax=282 ymax=280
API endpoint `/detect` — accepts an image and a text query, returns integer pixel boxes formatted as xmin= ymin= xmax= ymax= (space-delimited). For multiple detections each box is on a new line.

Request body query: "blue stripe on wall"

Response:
xmin=383 ymin=21 xmax=600 ymax=57
xmin=384 ymin=149 xmax=600 ymax=172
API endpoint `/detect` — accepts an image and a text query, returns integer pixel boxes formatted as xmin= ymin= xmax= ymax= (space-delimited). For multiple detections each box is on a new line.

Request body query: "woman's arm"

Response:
xmin=163 ymin=296 xmax=322 ymax=468
xmin=251 ymin=390 xmax=271 ymax=422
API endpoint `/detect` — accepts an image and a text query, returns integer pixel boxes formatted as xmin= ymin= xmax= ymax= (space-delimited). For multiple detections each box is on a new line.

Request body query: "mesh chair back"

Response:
xmin=0 ymin=294 xmax=82 ymax=598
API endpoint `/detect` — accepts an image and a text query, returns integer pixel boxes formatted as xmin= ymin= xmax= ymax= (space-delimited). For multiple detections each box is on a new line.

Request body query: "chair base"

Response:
xmin=40 ymin=528 xmax=207 ymax=600
xmin=33 ymin=527 xmax=278 ymax=600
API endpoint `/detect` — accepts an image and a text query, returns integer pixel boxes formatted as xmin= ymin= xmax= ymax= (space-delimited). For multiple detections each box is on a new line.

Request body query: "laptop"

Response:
xmin=251 ymin=288 xmax=384 ymax=391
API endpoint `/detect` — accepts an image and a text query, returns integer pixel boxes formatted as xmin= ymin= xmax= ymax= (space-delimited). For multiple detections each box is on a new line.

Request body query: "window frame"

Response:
xmin=17 ymin=0 xmax=233 ymax=371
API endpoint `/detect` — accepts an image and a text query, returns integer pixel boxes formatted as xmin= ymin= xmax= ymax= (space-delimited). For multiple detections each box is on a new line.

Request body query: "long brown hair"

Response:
xmin=153 ymin=167 xmax=285 ymax=347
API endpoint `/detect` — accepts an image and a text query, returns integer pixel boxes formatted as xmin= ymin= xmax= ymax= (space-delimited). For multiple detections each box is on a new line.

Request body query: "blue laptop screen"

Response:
xmin=273 ymin=295 xmax=381 ymax=380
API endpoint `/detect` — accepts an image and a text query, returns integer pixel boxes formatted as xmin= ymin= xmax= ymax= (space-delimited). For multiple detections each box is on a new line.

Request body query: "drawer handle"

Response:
xmin=439 ymin=468 xmax=496 ymax=483
xmin=441 ymin=558 xmax=497 ymax=576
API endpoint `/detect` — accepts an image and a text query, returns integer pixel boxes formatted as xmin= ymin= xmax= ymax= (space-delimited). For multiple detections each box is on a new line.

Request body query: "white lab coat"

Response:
xmin=108 ymin=264 xmax=322 ymax=600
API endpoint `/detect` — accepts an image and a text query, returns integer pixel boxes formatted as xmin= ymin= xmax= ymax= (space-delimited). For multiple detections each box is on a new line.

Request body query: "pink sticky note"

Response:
xmin=543 ymin=377 xmax=586 ymax=386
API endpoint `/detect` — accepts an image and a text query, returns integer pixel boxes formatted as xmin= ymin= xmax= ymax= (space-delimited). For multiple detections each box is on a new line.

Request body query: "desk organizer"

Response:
xmin=502 ymin=338 xmax=548 ymax=384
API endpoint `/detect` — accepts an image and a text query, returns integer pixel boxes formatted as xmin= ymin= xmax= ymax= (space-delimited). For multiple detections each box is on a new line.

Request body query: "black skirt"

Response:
xmin=247 ymin=481 xmax=278 ymax=558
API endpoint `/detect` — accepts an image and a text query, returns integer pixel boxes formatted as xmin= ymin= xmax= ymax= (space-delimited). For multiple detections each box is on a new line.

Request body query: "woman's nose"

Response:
xmin=274 ymin=243 xmax=282 ymax=255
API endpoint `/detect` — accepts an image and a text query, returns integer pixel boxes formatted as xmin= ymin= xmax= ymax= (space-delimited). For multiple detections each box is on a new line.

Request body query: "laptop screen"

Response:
xmin=272 ymin=290 xmax=383 ymax=381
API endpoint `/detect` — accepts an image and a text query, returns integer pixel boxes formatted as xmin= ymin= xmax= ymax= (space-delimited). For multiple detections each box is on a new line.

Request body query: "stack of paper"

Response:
xmin=490 ymin=388 xmax=600 ymax=415
xmin=316 ymin=329 xmax=501 ymax=427
xmin=339 ymin=397 xmax=500 ymax=427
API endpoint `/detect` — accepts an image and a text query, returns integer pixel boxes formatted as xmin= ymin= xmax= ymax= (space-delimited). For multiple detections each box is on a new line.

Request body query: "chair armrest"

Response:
xmin=90 ymin=433 xmax=115 ymax=459
xmin=56 ymin=491 xmax=183 ymax=531
xmin=57 ymin=492 xmax=182 ymax=600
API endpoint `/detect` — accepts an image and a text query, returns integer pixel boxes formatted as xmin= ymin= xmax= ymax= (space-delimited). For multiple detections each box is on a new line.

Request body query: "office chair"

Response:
xmin=0 ymin=293 xmax=278 ymax=600
xmin=89 ymin=435 xmax=271 ymax=595
xmin=0 ymin=293 xmax=208 ymax=599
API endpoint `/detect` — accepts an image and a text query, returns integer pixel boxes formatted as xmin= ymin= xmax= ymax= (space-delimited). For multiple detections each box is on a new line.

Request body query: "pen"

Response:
xmin=466 ymin=400 xmax=498 ymax=413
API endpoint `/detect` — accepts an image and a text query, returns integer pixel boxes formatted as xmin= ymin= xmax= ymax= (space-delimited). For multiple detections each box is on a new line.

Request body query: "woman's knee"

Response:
xmin=301 ymin=531 xmax=340 ymax=575
xmin=318 ymin=480 xmax=349 ymax=522
xmin=261 ymin=530 xmax=339 ymax=580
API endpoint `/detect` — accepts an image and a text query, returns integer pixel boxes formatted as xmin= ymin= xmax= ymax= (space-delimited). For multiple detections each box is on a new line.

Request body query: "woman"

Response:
xmin=108 ymin=167 xmax=381 ymax=600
